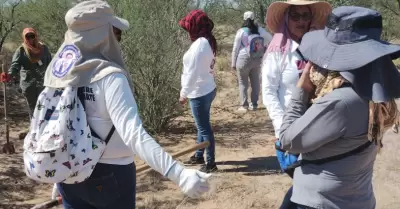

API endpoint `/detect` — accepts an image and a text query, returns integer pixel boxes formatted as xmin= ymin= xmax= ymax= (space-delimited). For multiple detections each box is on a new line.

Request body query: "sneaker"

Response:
xmin=199 ymin=163 xmax=218 ymax=173
xmin=249 ymin=105 xmax=258 ymax=111
xmin=237 ymin=106 xmax=248 ymax=112
xmin=183 ymin=155 xmax=205 ymax=165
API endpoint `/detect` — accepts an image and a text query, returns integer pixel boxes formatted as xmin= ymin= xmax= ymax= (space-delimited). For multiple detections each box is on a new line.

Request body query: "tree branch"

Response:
xmin=0 ymin=0 xmax=22 ymax=52
xmin=380 ymin=0 xmax=400 ymax=16
xmin=397 ymin=0 xmax=400 ymax=12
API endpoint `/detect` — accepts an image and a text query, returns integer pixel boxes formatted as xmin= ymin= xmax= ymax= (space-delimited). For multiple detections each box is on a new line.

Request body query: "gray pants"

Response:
xmin=236 ymin=55 xmax=262 ymax=108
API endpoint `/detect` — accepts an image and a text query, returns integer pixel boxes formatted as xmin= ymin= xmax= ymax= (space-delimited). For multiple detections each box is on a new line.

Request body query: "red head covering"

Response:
xmin=179 ymin=10 xmax=217 ymax=55
xmin=22 ymin=28 xmax=43 ymax=63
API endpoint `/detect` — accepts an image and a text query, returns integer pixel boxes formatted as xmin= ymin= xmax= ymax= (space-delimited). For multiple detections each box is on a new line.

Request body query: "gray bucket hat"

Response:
xmin=299 ymin=6 xmax=400 ymax=71
xmin=299 ymin=6 xmax=400 ymax=102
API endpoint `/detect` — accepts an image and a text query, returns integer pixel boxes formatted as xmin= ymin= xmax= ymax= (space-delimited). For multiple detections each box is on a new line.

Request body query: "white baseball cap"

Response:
xmin=243 ymin=11 xmax=255 ymax=20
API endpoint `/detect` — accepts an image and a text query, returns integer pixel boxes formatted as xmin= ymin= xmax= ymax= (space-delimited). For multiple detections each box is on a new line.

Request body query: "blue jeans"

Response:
xmin=189 ymin=88 xmax=216 ymax=164
xmin=57 ymin=163 xmax=136 ymax=209
xmin=280 ymin=187 xmax=316 ymax=209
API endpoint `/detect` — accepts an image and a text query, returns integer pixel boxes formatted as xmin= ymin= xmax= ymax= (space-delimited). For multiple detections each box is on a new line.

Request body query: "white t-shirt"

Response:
xmin=180 ymin=37 xmax=216 ymax=99
xmin=82 ymin=73 xmax=178 ymax=176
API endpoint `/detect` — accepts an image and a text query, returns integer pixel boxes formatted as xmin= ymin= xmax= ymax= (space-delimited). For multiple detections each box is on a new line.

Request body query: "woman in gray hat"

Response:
xmin=278 ymin=6 xmax=400 ymax=209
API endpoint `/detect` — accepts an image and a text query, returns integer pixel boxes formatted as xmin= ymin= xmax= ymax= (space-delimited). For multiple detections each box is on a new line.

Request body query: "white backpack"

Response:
xmin=23 ymin=86 xmax=115 ymax=184
xmin=242 ymin=27 xmax=265 ymax=59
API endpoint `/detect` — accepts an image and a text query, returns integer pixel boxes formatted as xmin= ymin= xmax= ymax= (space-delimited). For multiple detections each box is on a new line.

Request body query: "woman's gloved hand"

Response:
xmin=167 ymin=163 xmax=212 ymax=198
xmin=0 ymin=72 xmax=10 ymax=83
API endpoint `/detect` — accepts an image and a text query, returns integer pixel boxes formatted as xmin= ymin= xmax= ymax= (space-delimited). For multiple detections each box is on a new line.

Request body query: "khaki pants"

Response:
xmin=235 ymin=55 xmax=262 ymax=108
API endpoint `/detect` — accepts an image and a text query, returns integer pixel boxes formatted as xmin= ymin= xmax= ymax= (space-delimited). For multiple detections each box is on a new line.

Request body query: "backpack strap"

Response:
xmin=295 ymin=48 xmax=306 ymax=61
xmin=242 ymin=27 xmax=250 ymax=34
xmin=77 ymin=87 xmax=115 ymax=144
xmin=241 ymin=28 xmax=249 ymax=48
xmin=287 ymin=141 xmax=372 ymax=170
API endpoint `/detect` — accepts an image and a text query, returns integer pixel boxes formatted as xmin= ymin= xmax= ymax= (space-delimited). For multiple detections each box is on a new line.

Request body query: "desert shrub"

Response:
xmin=6 ymin=0 xmax=192 ymax=134
xmin=108 ymin=0 xmax=192 ymax=133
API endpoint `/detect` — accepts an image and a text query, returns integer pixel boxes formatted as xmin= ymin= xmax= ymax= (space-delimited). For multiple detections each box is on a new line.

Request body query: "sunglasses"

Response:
xmin=26 ymin=33 xmax=36 ymax=40
xmin=289 ymin=12 xmax=312 ymax=22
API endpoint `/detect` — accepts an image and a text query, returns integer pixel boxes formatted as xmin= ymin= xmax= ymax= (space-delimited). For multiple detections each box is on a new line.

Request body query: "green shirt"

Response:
xmin=8 ymin=45 xmax=52 ymax=91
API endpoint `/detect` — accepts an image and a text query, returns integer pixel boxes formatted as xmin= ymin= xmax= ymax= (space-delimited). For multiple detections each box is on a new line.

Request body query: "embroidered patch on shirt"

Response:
xmin=52 ymin=44 xmax=81 ymax=78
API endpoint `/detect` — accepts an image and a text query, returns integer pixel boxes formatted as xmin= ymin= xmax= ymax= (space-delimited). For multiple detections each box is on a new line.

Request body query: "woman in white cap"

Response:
xmin=261 ymin=0 xmax=331 ymax=142
xmin=278 ymin=6 xmax=400 ymax=209
xmin=231 ymin=11 xmax=272 ymax=112
xmin=45 ymin=1 xmax=211 ymax=208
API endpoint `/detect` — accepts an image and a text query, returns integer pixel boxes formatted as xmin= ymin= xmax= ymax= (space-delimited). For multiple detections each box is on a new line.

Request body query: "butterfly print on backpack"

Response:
xmin=63 ymin=162 xmax=72 ymax=169
xmin=70 ymin=140 xmax=77 ymax=147
xmin=61 ymin=98 xmax=76 ymax=112
xmin=45 ymin=170 xmax=56 ymax=178
xmin=23 ymin=86 xmax=113 ymax=184
xmin=44 ymin=106 xmax=56 ymax=120
xmin=70 ymin=171 xmax=79 ymax=178
xmin=61 ymin=144 xmax=67 ymax=152
xmin=53 ymin=90 xmax=63 ymax=97
xmin=38 ymin=120 xmax=45 ymax=128
xmin=49 ymin=151 xmax=56 ymax=158
xmin=83 ymin=158 xmax=92 ymax=166
xmin=49 ymin=134 xmax=60 ymax=141
xmin=29 ymin=162 xmax=35 ymax=169
xmin=92 ymin=142 xmax=98 ymax=150
xmin=66 ymin=119 xmax=75 ymax=131
xmin=36 ymin=102 xmax=45 ymax=110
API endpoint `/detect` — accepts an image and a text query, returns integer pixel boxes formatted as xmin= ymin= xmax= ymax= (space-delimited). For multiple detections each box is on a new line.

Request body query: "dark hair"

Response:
xmin=242 ymin=19 xmax=259 ymax=35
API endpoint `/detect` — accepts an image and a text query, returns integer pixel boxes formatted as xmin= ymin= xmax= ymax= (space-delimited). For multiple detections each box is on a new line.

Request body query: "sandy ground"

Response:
xmin=0 ymin=69 xmax=399 ymax=209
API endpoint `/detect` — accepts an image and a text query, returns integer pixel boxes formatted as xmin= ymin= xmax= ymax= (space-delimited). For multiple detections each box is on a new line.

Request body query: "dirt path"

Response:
xmin=0 ymin=71 xmax=399 ymax=209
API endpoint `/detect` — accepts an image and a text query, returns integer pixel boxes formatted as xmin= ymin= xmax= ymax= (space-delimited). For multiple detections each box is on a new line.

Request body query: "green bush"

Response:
xmin=9 ymin=0 xmax=192 ymax=134
xmin=108 ymin=0 xmax=191 ymax=134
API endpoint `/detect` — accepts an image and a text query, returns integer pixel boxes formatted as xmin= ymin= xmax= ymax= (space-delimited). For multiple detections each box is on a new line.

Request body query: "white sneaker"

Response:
xmin=249 ymin=105 xmax=258 ymax=111
xmin=393 ymin=124 xmax=399 ymax=133
xmin=237 ymin=106 xmax=248 ymax=112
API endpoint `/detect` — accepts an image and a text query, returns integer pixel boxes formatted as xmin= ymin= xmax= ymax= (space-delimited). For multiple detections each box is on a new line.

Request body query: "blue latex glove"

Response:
xmin=275 ymin=141 xmax=299 ymax=171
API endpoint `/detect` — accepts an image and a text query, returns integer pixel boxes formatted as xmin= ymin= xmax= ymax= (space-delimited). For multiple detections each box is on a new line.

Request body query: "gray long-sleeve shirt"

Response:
xmin=280 ymin=86 xmax=378 ymax=209
xmin=9 ymin=45 xmax=52 ymax=92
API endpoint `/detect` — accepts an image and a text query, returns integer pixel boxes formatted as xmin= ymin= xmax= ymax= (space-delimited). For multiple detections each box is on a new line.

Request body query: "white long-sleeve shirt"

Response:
xmin=261 ymin=40 xmax=304 ymax=138
xmin=82 ymin=72 xmax=180 ymax=177
xmin=180 ymin=37 xmax=216 ymax=99
xmin=231 ymin=26 xmax=272 ymax=67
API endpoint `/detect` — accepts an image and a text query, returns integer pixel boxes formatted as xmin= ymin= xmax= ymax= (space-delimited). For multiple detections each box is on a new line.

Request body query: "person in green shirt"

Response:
xmin=8 ymin=27 xmax=52 ymax=118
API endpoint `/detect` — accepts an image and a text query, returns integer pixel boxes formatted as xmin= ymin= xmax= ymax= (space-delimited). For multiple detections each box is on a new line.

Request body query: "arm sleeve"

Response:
xmin=231 ymin=30 xmax=243 ymax=68
xmin=8 ymin=48 xmax=22 ymax=77
xmin=261 ymin=52 xmax=285 ymax=138
xmin=46 ymin=46 xmax=52 ymax=64
xmin=180 ymin=42 xmax=202 ymax=98
xmin=259 ymin=27 xmax=273 ymax=46
xmin=279 ymin=88 xmax=348 ymax=154
xmin=103 ymin=73 xmax=183 ymax=177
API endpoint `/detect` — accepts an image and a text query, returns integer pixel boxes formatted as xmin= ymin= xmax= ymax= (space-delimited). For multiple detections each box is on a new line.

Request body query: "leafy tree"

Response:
xmin=107 ymin=0 xmax=192 ymax=133
xmin=0 ymin=0 xmax=22 ymax=52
